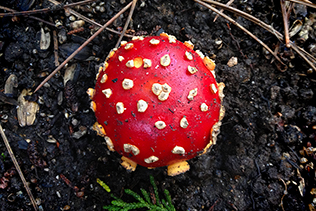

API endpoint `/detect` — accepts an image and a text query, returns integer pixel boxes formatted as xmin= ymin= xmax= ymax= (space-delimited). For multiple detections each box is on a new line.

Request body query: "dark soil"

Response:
xmin=0 ymin=0 xmax=316 ymax=210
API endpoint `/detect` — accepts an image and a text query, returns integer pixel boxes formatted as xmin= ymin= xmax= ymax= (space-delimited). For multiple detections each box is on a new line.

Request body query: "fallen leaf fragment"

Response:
xmin=17 ymin=89 xmax=39 ymax=127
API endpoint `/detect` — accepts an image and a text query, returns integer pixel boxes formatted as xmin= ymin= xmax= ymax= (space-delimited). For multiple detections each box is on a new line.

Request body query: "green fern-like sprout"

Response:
xmin=103 ymin=176 xmax=175 ymax=211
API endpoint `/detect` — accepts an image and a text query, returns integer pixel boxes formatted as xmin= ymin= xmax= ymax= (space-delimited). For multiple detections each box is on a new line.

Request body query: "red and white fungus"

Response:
xmin=88 ymin=33 xmax=225 ymax=176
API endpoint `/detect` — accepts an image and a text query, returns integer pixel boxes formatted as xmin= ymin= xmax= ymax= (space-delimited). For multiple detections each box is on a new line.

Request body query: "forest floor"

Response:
xmin=0 ymin=0 xmax=316 ymax=210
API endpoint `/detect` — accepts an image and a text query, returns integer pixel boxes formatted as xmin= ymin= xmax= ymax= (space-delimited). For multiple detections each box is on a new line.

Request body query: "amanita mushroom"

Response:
xmin=88 ymin=33 xmax=225 ymax=176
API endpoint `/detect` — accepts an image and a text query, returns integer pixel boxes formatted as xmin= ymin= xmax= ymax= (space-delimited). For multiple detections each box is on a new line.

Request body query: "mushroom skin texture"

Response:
xmin=89 ymin=34 xmax=225 ymax=176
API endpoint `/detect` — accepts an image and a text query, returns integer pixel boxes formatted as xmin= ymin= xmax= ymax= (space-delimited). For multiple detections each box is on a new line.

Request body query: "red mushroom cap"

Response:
xmin=90 ymin=34 xmax=224 ymax=175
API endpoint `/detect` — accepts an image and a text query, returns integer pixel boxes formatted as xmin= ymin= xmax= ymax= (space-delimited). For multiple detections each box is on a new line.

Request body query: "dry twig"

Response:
xmin=291 ymin=43 xmax=316 ymax=71
xmin=53 ymin=30 xmax=59 ymax=66
xmin=0 ymin=124 xmax=38 ymax=211
xmin=0 ymin=0 xmax=129 ymax=37
xmin=0 ymin=0 xmax=96 ymax=17
xmin=288 ymin=0 xmax=316 ymax=9
xmin=48 ymin=0 xmax=133 ymax=38
xmin=34 ymin=1 xmax=134 ymax=92
xmin=280 ymin=0 xmax=291 ymax=47
xmin=0 ymin=5 xmax=56 ymax=28
xmin=278 ymin=178 xmax=288 ymax=211
xmin=200 ymin=0 xmax=283 ymax=40
xmin=115 ymin=0 xmax=138 ymax=48
xmin=0 ymin=92 xmax=18 ymax=105
xmin=209 ymin=199 xmax=220 ymax=211
xmin=195 ymin=0 xmax=285 ymax=65
xmin=199 ymin=0 xmax=316 ymax=72
xmin=213 ymin=0 xmax=234 ymax=22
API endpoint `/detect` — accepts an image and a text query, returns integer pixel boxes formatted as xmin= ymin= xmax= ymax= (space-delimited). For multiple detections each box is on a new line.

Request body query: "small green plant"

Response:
xmin=103 ymin=175 xmax=175 ymax=211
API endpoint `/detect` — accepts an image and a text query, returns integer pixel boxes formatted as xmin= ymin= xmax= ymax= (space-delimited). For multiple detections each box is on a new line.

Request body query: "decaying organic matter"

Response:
xmin=17 ymin=89 xmax=39 ymax=127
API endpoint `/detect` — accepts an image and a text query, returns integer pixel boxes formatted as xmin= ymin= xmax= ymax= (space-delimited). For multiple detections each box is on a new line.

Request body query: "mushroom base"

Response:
xmin=167 ymin=161 xmax=190 ymax=176
xmin=121 ymin=156 xmax=137 ymax=172
xmin=120 ymin=156 xmax=190 ymax=176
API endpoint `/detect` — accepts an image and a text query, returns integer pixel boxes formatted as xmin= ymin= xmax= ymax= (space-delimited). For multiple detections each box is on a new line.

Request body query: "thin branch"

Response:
xmin=295 ymin=44 xmax=316 ymax=63
xmin=53 ymin=30 xmax=60 ymax=66
xmin=60 ymin=0 xmax=98 ymax=8
xmin=0 ymin=5 xmax=57 ymax=28
xmin=67 ymin=9 xmax=133 ymax=37
xmin=291 ymin=43 xmax=316 ymax=71
xmin=280 ymin=0 xmax=290 ymax=47
xmin=0 ymin=92 xmax=18 ymax=106
xmin=29 ymin=16 xmax=57 ymax=27
xmin=34 ymin=1 xmax=134 ymax=93
xmin=213 ymin=0 xmax=234 ymax=22
xmin=200 ymin=0 xmax=316 ymax=71
xmin=195 ymin=0 xmax=285 ymax=65
xmin=278 ymin=177 xmax=288 ymax=211
xmin=0 ymin=0 xmax=96 ymax=17
xmin=0 ymin=1 xmax=132 ymax=37
xmin=200 ymin=0 xmax=284 ymax=41
xmin=0 ymin=5 xmax=14 ymax=12
xmin=0 ymin=124 xmax=38 ymax=211
xmin=115 ymin=0 xmax=138 ymax=48
xmin=0 ymin=6 xmax=46 ymax=17
xmin=287 ymin=0 xmax=316 ymax=9
xmin=49 ymin=0 xmax=134 ymax=38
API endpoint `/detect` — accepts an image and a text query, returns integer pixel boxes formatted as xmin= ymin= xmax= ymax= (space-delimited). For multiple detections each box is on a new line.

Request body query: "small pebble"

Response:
xmin=99 ymin=7 xmax=105 ymax=13
xmin=227 ymin=57 xmax=238 ymax=67
xmin=69 ymin=15 xmax=76 ymax=21
xmin=63 ymin=205 xmax=71 ymax=210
